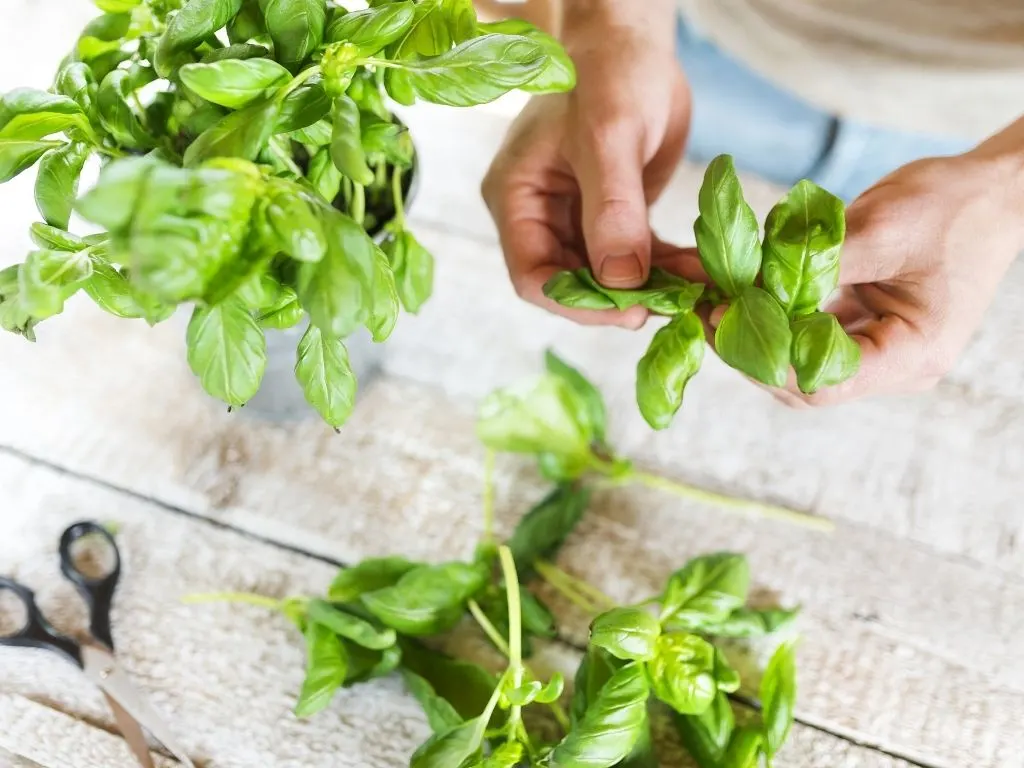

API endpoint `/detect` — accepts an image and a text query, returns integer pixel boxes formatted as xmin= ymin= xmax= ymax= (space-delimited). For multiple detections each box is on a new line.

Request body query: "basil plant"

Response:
xmin=0 ymin=0 xmax=575 ymax=427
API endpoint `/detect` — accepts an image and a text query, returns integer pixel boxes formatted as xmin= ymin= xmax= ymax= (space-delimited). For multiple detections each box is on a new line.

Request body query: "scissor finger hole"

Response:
xmin=0 ymin=586 xmax=30 ymax=638
xmin=67 ymin=532 xmax=118 ymax=583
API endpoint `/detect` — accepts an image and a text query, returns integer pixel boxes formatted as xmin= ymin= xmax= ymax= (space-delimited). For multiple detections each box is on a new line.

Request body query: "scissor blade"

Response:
xmin=104 ymin=691 xmax=156 ymax=768
xmin=81 ymin=646 xmax=196 ymax=768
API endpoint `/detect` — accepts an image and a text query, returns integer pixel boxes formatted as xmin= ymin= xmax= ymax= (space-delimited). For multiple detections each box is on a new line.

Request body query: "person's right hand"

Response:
xmin=481 ymin=7 xmax=691 ymax=329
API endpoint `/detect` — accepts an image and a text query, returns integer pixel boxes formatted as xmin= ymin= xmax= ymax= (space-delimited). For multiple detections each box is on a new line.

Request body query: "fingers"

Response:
xmin=569 ymin=115 xmax=651 ymax=289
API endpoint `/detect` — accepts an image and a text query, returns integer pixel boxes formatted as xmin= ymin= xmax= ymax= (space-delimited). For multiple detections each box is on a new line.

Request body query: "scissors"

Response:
xmin=0 ymin=521 xmax=195 ymax=768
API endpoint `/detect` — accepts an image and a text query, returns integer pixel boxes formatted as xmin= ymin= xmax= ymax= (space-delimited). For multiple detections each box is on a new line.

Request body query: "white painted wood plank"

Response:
xmin=0 ymin=453 xmax=915 ymax=768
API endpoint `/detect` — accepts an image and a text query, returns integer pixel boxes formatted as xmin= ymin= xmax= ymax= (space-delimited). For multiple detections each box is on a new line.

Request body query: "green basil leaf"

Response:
xmin=259 ymin=0 xmax=327 ymax=70
xmin=296 ymin=206 xmax=375 ymax=337
xmin=520 ymin=588 xmax=557 ymax=640
xmin=96 ymin=70 xmax=155 ymax=150
xmin=328 ymin=557 xmax=418 ymax=603
xmin=307 ymin=599 xmax=397 ymax=650
xmin=762 ymin=179 xmax=845 ymax=316
xmin=0 ymin=140 xmax=64 ymax=184
xmin=396 ymin=0 xmax=451 ymax=58
xmin=186 ymin=295 xmax=267 ymax=406
xmin=95 ymin=0 xmax=143 ymax=11
xmin=443 ymin=0 xmax=477 ymax=44
xmin=714 ymin=649 xmax=741 ymax=694
xmin=200 ymin=42 xmax=271 ymax=63
xmin=361 ymin=118 xmax=413 ymax=166
xmin=533 ymin=672 xmax=564 ymax=705
xmin=400 ymin=641 xmax=501 ymax=724
xmin=18 ymin=248 xmax=93 ymax=319
xmin=481 ymin=741 xmax=524 ymax=768
xmin=0 ymin=265 xmax=40 ymax=341
xmin=618 ymin=715 xmax=659 ymax=768
xmin=83 ymin=262 xmax=147 ymax=318
xmin=399 ymin=33 xmax=547 ymax=107
xmin=722 ymin=727 xmax=764 ymax=768
xmin=544 ymin=267 xmax=703 ymax=315
xmin=368 ymin=245 xmax=400 ymax=342
xmin=264 ymin=184 xmax=326 ymax=261
xmin=74 ymin=155 xmax=156 ymax=232
xmin=506 ymin=484 xmax=591 ymax=577
xmin=54 ymin=63 xmax=98 ymax=120
xmin=381 ymin=229 xmax=434 ymax=314
xmin=294 ymin=620 xmax=347 ymax=717
xmin=325 ymin=2 xmax=415 ymax=53
xmin=330 ymin=94 xmax=373 ymax=185
xmin=183 ymin=96 xmax=281 ymax=166
xmin=548 ymin=662 xmax=650 ymax=767
xmin=293 ymin=323 xmax=357 ymax=428
xmin=179 ymin=58 xmax=291 ymax=109
xmin=478 ymin=19 xmax=575 ymax=93
xmin=683 ymin=607 xmax=800 ymax=639
xmin=276 ymin=83 xmax=331 ymax=133
xmin=227 ymin=0 xmax=266 ymax=44
xmin=673 ymin=692 xmax=735 ymax=768
xmin=77 ymin=12 xmax=131 ymax=62
xmin=401 ymin=669 xmax=464 ymax=734
xmin=647 ymin=632 xmax=717 ymax=715
xmin=289 ymin=117 xmax=332 ymax=146
xmin=761 ymin=639 xmax=797 ymax=757
xmin=661 ymin=553 xmax=749 ymax=625
xmin=34 ymin=142 xmax=90 ymax=229
xmin=344 ymin=643 xmax=401 ymax=686
xmin=715 ymin=286 xmax=792 ymax=388
xmin=569 ymin=646 xmax=618 ymax=727
xmin=476 ymin=583 xmax=554 ymax=658
xmin=308 ymin=146 xmax=342 ymax=202
xmin=693 ymin=154 xmax=760 ymax=297
xmin=155 ymin=0 xmax=245 ymax=77
xmin=410 ymin=715 xmax=487 ymax=768
xmin=29 ymin=222 xmax=87 ymax=252
xmin=0 ymin=89 xmax=87 ymax=141
xmin=789 ymin=312 xmax=861 ymax=394
xmin=542 ymin=270 xmax=616 ymax=310
xmin=361 ymin=561 xmax=487 ymax=636
xmin=257 ymin=287 xmax=305 ymax=329
xmin=544 ymin=349 xmax=606 ymax=443
xmin=477 ymin=373 xmax=593 ymax=460
xmin=589 ymin=607 xmax=662 ymax=661
xmin=636 ymin=312 xmax=705 ymax=430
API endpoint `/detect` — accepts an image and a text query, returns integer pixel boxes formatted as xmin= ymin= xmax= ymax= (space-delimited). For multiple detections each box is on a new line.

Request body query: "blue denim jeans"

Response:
xmin=676 ymin=17 xmax=973 ymax=202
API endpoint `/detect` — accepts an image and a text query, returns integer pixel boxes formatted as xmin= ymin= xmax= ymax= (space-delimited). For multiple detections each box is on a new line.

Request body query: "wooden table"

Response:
xmin=2 ymin=7 xmax=1022 ymax=767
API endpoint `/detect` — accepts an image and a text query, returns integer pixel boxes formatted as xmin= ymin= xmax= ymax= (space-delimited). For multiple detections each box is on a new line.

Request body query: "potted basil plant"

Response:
xmin=0 ymin=0 xmax=575 ymax=428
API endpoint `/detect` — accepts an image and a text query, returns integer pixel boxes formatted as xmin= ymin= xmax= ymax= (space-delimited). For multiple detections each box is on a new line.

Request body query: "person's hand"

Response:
xmin=709 ymin=150 xmax=1024 ymax=407
xmin=481 ymin=4 xmax=689 ymax=329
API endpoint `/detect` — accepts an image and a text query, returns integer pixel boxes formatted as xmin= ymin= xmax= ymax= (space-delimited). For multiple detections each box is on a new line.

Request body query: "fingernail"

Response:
xmin=598 ymin=253 xmax=643 ymax=285
xmin=709 ymin=305 xmax=727 ymax=328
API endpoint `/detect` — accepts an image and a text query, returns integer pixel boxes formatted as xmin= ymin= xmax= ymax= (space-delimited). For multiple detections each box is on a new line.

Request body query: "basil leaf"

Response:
xmin=330 ymin=94 xmax=373 ymax=185
xmin=544 ymin=267 xmax=703 ymax=315
xmin=693 ymin=154 xmax=760 ymax=297
xmin=548 ymin=662 xmax=650 ymax=767
xmin=34 ymin=142 xmax=90 ymax=229
xmin=264 ymin=184 xmax=326 ymax=262
xmin=308 ymin=146 xmax=342 ymax=202
xmin=95 ymin=0 xmax=143 ymax=11
xmin=96 ymin=70 xmax=154 ymax=150
xmin=155 ymin=0 xmax=244 ymax=77
xmin=381 ymin=229 xmax=434 ymax=314
xmin=296 ymin=206 xmax=375 ymax=337
xmin=761 ymin=639 xmax=797 ymax=757
xmin=74 ymin=155 xmax=156 ymax=232
xmin=476 ymin=584 xmax=554 ymax=658
xmin=325 ymin=2 xmax=416 ymax=53
xmin=0 ymin=140 xmax=63 ymax=184
xmin=715 ymin=286 xmax=792 ymax=388
xmin=0 ymin=89 xmax=87 ymax=141
xmin=789 ymin=312 xmax=861 ymax=394
xmin=276 ymin=83 xmax=331 ymax=133
xmin=542 ymin=270 xmax=616 ymax=310
xmin=307 ymin=599 xmax=396 ymax=650
xmin=399 ymin=33 xmax=547 ymax=107
xmin=227 ymin=0 xmax=266 ymax=44
xmin=619 ymin=715 xmax=659 ymax=768
xmin=478 ymin=19 xmax=575 ymax=93
xmin=328 ymin=557 xmax=418 ymax=603
xmin=673 ymin=692 xmax=735 ymax=768
xmin=589 ymin=607 xmax=661 ymax=662
xmin=410 ymin=716 xmax=487 ymax=768
xmin=368 ymin=245 xmax=400 ymax=342
xmin=636 ymin=312 xmax=705 ymax=430
xmin=183 ymin=96 xmax=281 ymax=166
xmin=477 ymin=373 xmax=592 ymax=460
xmin=294 ymin=620 xmax=347 ymax=717
xmin=179 ymin=58 xmax=291 ymax=109
xmin=444 ymin=0 xmax=477 ymax=44
xmin=482 ymin=741 xmax=525 ymax=768
xmin=290 ymin=117 xmax=332 ymax=146
xmin=54 ymin=63 xmax=98 ymax=120
xmin=396 ymin=0 xmax=451 ymax=58
xmin=257 ymin=287 xmax=304 ymax=329
xmin=661 ymin=553 xmax=749 ymax=626
xmin=401 ymin=669 xmax=464 ymax=734
xmin=77 ymin=12 xmax=131 ymax=62
xmin=0 ymin=266 xmax=40 ymax=341
xmin=647 ymin=632 xmax=717 ymax=715
xmin=685 ymin=607 xmax=800 ymax=639
xmin=200 ymin=42 xmax=272 ymax=63
xmin=259 ymin=0 xmax=327 ymax=70
xmin=506 ymin=484 xmax=591 ymax=578
xmin=186 ymin=295 xmax=267 ymax=407
xmin=294 ymin=323 xmax=357 ymax=428
xmin=361 ymin=561 xmax=487 ymax=636
xmin=345 ymin=643 xmax=401 ymax=686
xmin=545 ymin=350 xmax=607 ymax=443
xmin=18 ymin=248 xmax=93 ymax=319
xmin=83 ymin=263 xmax=147 ymax=319
xmin=361 ymin=118 xmax=413 ymax=166
xmin=762 ymin=180 xmax=845 ymax=316
xmin=29 ymin=222 xmax=87 ymax=252
xmin=400 ymin=642 xmax=500 ymax=724
xmin=570 ymin=646 xmax=618 ymax=727
xmin=722 ymin=727 xmax=764 ymax=768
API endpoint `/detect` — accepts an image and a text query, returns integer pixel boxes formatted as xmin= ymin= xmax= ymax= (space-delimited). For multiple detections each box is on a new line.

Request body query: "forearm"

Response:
xmin=561 ymin=0 xmax=678 ymax=50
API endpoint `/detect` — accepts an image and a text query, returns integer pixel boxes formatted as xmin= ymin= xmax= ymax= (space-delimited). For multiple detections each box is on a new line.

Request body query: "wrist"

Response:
xmin=561 ymin=0 xmax=677 ymax=53
xmin=964 ymin=118 xmax=1024 ymax=252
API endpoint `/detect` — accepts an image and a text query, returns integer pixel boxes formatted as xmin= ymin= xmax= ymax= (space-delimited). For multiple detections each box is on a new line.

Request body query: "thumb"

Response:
xmin=570 ymin=118 xmax=651 ymax=289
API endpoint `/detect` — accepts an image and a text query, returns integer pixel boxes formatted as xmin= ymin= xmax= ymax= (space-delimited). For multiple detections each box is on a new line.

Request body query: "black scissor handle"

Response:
xmin=58 ymin=522 xmax=121 ymax=651
xmin=0 ymin=577 xmax=82 ymax=666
